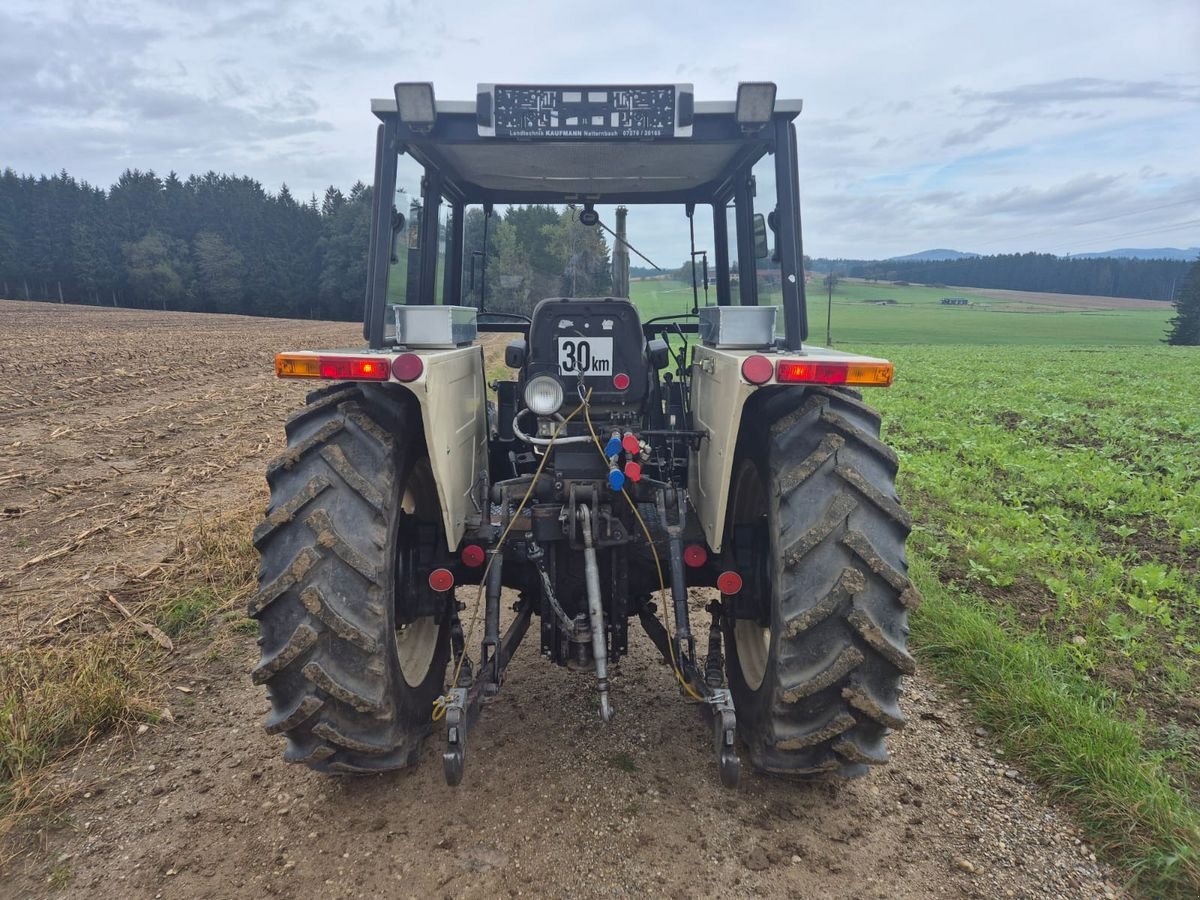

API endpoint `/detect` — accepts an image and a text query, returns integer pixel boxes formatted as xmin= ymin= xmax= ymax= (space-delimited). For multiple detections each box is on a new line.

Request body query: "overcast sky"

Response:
xmin=2 ymin=0 xmax=1197 ymax=260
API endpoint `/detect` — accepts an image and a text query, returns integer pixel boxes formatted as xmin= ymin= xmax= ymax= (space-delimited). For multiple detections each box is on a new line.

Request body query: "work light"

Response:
xmin=735 ymin=82 xmax=777 ymax=130
xmin=394 ymin=82 xmax=437 ymax=131
xmin=524 ymin=375 xmax=564 ymax=416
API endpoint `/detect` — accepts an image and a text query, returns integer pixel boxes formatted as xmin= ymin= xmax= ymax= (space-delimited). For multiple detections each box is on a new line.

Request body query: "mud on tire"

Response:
xmin=724 ymin=386 xmax=919 ymax=777
xmin=250 ymin=382 xmax=450 ymax=773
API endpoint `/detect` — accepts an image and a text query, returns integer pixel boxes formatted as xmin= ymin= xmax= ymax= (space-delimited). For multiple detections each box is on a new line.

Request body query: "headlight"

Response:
xmin=524 ymin=375 xmax=564 ymax=416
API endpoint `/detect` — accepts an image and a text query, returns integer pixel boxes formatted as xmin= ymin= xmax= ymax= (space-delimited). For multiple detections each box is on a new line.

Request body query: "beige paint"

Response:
xmin=687 ymin=343 xmax=891 ymax=552
xmin=401 ymin=345 xmax=489 ymax=551
xmin=688 ymin=345 xmax=756 ymax=552
xmin=281 ymin=346 xmax=488 ymax=551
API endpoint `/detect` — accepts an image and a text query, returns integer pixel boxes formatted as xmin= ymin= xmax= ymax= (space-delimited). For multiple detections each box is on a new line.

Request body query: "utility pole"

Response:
xmin=613 ymin=206 xmax=630 ymax=298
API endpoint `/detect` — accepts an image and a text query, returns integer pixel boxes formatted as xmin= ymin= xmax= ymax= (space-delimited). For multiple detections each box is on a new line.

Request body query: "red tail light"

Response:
xmin=683 ymin=544 xmax=708 ymax=568
xmin=717 ymin=571 xmax=743 ymax=595
xmin=460 ymin=544 xmax=486 ymax=568
xmin=428 ymin=568 xmax=455 ymax=592
xmin=319 ymin=357 xmax=388 ymax=380
xmin=775 ymin=360 xmax=893 ymax=387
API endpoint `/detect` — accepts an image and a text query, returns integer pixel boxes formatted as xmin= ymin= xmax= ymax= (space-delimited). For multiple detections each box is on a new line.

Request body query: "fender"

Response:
xmin=688 ymin=343 xmax=893 ymax=552
xmin=391 ymin=345 xmax=489 ymax=551
xmin=688 ymin=345 xmax=757 ymax=552
xmin=275 ymin=345 xmax=489 ymax=551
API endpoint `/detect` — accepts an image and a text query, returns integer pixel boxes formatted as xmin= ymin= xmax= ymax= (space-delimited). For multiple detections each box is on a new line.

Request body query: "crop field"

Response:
xmin=864 ymin=343 xmax=1200 ymax=893
xmin=628 ymin=277 xmax=1174 ymax=345
xmin=0 ymin=293 xmax=1195 ymax=896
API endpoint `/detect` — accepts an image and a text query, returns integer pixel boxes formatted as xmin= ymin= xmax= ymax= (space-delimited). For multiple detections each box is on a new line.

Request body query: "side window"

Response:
xmin=725 ymin=203 xmax=740 ymax=306
xmin=386 ymin=151 xmax=424 ymax=316
xmin=461 ymin=206 xmax=488 ymax=309
xmin=751 ymin=154 xmax=782 ymax=309
xmin=385 ymin=151 xmax=456 ymax=332
xmin=434 ymin=199 xmax=452 ymax=305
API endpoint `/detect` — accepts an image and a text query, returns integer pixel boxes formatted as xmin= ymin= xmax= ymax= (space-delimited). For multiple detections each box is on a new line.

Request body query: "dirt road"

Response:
xmin=1 ymin=302 xmax=1124 ymax=898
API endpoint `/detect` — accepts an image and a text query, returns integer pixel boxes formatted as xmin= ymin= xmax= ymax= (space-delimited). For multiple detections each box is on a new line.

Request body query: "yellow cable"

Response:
xmin=582 ymin=400 xmax=705 ymax=702
xmin=433 ymin=393 xmax=592 ymax=720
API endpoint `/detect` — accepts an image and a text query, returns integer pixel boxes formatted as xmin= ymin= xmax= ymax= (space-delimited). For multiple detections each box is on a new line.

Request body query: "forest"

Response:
xmin=2 ymin=167 xmax=1189 ymax=321
xmin=0 ymin=168 xmax=613 ymax=321
xmin=0 ymin=168 xmax=368 ymax=320
xmin=813 ymin=253 xmax=1189 ymax=301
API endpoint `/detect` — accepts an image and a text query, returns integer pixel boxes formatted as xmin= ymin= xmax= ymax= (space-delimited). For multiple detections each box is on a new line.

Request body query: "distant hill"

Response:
xmin=887 ymin=249 xmax=980 ymax=262
xmin=1067 ymin=247 xmax=1200 ymax=261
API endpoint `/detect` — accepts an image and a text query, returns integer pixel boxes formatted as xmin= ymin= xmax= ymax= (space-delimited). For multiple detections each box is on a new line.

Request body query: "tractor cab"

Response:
xmin=363 ymin=82 xmax=808 ymax=353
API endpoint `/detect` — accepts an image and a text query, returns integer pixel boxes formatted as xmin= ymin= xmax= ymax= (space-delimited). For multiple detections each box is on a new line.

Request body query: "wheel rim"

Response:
xmin=729 ymin=459 xmax=771 ymax=691
xmin=395 ymin=458 xmax=443 ymax=688
xmin=735 ymin=619 xmax=771 ymax=691
xmin=397 ymin=616 xmax=440 ymax=688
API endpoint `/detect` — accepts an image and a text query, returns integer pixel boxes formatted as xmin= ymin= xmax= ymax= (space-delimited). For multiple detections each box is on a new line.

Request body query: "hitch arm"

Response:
xmin=442 ymin=599 xmax=533 ymax=786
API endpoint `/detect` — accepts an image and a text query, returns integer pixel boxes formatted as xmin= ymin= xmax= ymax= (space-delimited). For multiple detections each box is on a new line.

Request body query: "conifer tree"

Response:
xmin=1165 ymin=257 xmax=1200 ymax=346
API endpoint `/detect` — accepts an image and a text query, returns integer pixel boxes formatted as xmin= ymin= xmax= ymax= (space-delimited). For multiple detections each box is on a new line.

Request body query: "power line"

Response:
xmin=1042 ymin=218 xmax=1200 ymax=255
xmin=984 ymin=195 xmax=1200 ymax=247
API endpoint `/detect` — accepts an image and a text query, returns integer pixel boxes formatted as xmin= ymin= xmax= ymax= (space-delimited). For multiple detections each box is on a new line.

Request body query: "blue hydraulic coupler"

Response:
xmin=608 ymin=468 xmax=625 ymax=491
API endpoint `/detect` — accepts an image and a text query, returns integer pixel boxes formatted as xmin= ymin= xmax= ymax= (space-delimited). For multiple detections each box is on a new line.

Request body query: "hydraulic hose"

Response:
xmin=512 ymin=408 xmax=596 ymax=446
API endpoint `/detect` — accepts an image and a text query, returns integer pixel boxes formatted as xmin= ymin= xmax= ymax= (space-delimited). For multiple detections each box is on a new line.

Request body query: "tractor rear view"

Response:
xmin=252 ymin=82 xmax=917 ymax=786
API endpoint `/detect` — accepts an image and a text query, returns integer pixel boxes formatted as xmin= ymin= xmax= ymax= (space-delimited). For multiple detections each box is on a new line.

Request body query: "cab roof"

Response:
xmin=370 ymin=94 xmax=803 ymax=206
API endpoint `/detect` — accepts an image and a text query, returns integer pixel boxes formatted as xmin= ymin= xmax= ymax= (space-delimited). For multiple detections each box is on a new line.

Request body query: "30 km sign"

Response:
xmin=557 ymin=337 xmax=614 ymax=376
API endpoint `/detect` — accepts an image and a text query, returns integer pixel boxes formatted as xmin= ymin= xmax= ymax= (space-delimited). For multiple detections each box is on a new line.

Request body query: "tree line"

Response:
xmin=0 ymin=168 xmax=372 ymax=320
xmin=459 ymin=205 xmax=611 ymax=314
xmin=3 ymin=166 xmax=1186 ymax=318
xmin=813 ymin=253 xmax=1189 ymax=301
xmin=0 ymin=169 xmax=616 ymax=321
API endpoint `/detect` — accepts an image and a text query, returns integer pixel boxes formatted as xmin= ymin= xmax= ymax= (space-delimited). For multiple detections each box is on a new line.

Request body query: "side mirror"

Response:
xmin=767 ymin=210 xmax=780 ymax=263
xmin=752 ymin=213 xmax=769 ymax=260
xmin=390 ymin=209 xmax=406 ymax=264
xmin=505 ymin=339 xmax=527 ymax=369
xmin=647 ymin=338 xmax=670 ymax=369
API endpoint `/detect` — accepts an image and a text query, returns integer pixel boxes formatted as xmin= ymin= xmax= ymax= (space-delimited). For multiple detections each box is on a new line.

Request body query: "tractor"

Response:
xmin=252 ymin=82 xmax=916 ymax=786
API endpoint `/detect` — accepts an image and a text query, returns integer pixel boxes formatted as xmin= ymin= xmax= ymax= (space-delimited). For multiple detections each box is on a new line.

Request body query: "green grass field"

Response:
xmin=627 ymin=278 xmax=1200 ymax=895
xmin=862 ymin=343 xmax=1199 ymax=895
xmin=628 ymin=278 xmax=1174 ymax=345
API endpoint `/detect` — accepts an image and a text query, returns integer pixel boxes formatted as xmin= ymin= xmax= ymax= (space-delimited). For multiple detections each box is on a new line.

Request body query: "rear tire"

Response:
xmin=251 ymin=383 xmax=450 ymax=773
xmin=724 ymin=386 xmax=919 ymax=776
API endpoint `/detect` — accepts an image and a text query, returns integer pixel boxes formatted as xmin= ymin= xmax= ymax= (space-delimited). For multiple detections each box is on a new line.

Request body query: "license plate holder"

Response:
xmin=557 ymin=337 xmax=614 ymax=377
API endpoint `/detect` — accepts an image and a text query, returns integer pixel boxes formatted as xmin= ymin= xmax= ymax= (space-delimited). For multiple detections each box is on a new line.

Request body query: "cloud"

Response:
xmin=973 ymin=174 xmax=1124 ymax=217
xmin=0 ymin=12 xmax=158 ymax=115
xmin=965 ymin=77 xmax=1200 ymax=110
xmin=942 ymin=115 xmax=1012 ymax=147
xmin=0 ymin=0 xmax=1197 ymax=260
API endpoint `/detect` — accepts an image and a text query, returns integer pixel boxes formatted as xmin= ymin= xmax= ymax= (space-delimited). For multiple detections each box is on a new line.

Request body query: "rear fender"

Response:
xmin=688 ymin=345 xmax=756 ymax=552
xmin=394 ymin=345 xmax=489 ymax=551
xmin=279 ymin=345 xmax=488 ymax=551
xmin=687 ymin=343 xmax=892 ymax=552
